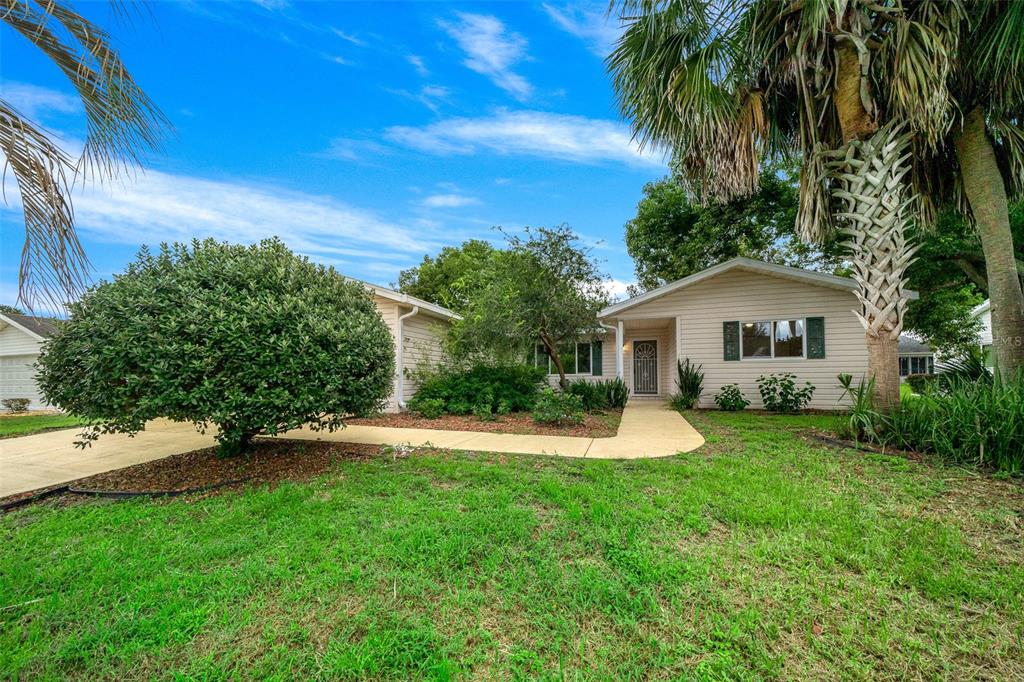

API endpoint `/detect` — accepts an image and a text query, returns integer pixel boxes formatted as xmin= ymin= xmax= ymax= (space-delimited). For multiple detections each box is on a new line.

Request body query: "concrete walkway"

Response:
xmin=0 ymin=402 xmax=703 ymax=499
xmin=283 ymin=400 xmax=704 ymax=460
xmin=0 ymin=420 xmax=216 ymax=499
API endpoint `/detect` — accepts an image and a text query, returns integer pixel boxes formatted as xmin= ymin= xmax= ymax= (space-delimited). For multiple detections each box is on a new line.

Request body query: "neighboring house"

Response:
xmin=0 ymin=313 xmax=60 ymax=410
xmin=897 ymin=335 xmax=935 ymax=379
xmin=0 ymin=285 xmax=456 ymax=415
xmin=360 ymin=282 xmax=459 ymax=412
xmin=590 ymin=257 xmax=917 ymax=410
xmin=972 ymin=299 xmax=994 ymax=365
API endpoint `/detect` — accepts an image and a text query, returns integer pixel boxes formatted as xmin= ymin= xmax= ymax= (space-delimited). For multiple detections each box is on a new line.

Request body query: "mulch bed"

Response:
xmin=348 ymin=410 xmax=622 ymax=438
xmin=0 ymin=439 xmax=382 ymax=511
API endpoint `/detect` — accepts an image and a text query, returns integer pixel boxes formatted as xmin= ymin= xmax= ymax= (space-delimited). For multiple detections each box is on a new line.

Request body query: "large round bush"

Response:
xmin=38 ymin=238 xmax=395 ymax=455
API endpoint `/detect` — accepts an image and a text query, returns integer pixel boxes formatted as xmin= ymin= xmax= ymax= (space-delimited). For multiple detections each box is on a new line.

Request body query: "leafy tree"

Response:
xmin=37 ymin=239 xmax=395 ymax=456
xmin=0 ymin=304 xmax=25 ymax=316
xmin=2 ymin=1 xmax=168 ymax=309
xmin=626 ymin=163 xmax=847 ymax=293
xmin=449 ymin=226 xmax=608 ymax=389
xmin=397 ymin=239 xmax=501 ymax=313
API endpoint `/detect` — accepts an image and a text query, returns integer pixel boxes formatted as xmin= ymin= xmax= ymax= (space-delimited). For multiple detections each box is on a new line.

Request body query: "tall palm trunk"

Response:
xmin=830 ymin=43 xmax=912 ymax=409
xmin=954 ymin=106 xmax=1024 ymax=377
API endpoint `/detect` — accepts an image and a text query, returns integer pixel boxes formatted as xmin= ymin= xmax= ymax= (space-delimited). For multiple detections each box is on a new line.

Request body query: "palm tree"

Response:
xmin=608 ymin=0 xmax=1024 ymax=394
xmin=609 ymin=0 xmax=917 ymax=407
xmin=1 ymin=0 xmax=167 ymax=310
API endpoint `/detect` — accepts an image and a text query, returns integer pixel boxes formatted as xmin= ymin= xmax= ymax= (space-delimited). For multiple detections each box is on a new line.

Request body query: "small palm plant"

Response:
xmin=670 ymin=358 xmax=704 ymax=410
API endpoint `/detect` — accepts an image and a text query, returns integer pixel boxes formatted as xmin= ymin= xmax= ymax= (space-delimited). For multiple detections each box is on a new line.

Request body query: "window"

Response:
xmin=900 ymin=355 xmax=934 ymax=376
xmin=741 ymin=320 xmax=804 ymax=359
xmin=534 ymin=342 xmax=594 ymax=375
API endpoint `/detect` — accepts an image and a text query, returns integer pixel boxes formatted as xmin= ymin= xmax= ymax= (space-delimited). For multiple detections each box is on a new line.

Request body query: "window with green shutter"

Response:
xmin=723 ymin=321 xmax=740 ymax=361
xmin=592 ymin=340 xmax=603 ymax=375
xmin=806 ymin=317 xmax=826 ymax=359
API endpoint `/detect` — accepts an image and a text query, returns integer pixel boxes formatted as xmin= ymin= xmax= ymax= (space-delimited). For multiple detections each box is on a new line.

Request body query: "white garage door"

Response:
xmin=0 ymin=354 xmax=46 ymax=409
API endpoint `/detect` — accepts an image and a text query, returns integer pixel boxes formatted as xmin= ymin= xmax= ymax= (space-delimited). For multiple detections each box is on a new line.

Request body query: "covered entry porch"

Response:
xmin=603 ymin=315 xmax=680 ymax=400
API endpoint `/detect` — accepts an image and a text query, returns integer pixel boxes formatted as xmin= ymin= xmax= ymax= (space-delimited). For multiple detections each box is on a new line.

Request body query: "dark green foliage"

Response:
xmin=411 ymin=398 xmax=445 ymax=419
xmin=1 ymin=398 xmax=31 ymax=413
xmin=837 ymin=373 xmax=883 ymax=442
xmin=600 ymin=377 xmax=630 ymax=409
xmin=532 ymin=388 xmax=585 ymax=425
xmin=36 ymin=239 xmax=395 ymax=456
xmin=905 ymin=374 xmax=937 ymax=395
xmin=567 ymin=379 xmax=607 ymax=412
xmin=0 ymin=304 xmax=24 ymax=315
xmin=409 ymin=364 xmax=546 ymax=416
xmin=937 ymin=346 xmax=992 ymax=387
xmin=714 ymin=384 xmax=749 ymax=411
xmin=756 ymin=374 xmax=815 ymax=413
xmin=397 ymin=239 xmax=502 ymax=314
xmin=671 ymin=358 xmax=704 ymax=410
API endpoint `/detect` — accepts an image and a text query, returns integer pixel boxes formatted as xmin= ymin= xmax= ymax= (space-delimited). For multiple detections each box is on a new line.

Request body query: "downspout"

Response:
xmin=396 ymin=306 xmax=420 ymax=409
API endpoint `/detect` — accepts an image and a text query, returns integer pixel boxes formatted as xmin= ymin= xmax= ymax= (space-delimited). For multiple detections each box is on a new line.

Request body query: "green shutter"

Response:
xmin=592 ymin=340 xmax=603 ymax=376
xmin=807 ymin=317 xmax=826 ymax=359
xmin=723 ymin=321 xmax=740 ymax=361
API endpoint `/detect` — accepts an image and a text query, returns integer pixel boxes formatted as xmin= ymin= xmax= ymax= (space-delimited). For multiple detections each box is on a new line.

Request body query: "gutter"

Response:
xmin=396 ymin=306 xmax=420 ymax=409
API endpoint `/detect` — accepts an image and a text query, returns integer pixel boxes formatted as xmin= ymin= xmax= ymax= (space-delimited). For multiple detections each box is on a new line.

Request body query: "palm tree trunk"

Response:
xmin=832 ymin=45 xmax=908 ymax=409
xmin=953 ymin=106 xmax=1024 ymax=377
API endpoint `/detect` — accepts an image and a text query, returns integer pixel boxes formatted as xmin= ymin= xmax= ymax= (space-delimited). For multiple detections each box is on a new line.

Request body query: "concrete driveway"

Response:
xmin=0 ymin=420 xmax=216 ymax=498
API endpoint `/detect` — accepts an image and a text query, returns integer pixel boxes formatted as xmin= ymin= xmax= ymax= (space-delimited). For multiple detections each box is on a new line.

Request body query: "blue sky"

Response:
xmin=1 ymin=1 xmax=668 ymax=308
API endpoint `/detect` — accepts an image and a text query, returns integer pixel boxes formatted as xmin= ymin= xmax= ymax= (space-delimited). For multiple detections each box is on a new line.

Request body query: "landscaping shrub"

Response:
xmin=598 ymin=377 xmax=629 ymax=409
xmin=567 ymin=379 xmax=608 ymax=412
xmin=409 ymin=363 xmax=546 ymax=415
xmin=671 ymin=358 xmax=704 ymax=410
xmin=532 ymin=388 xmax=585 ymax=425
xmin=757 ymin=373 xmax=815 ymax=413
xmin=905 ymin=373 xmax=936 ymax=394
xmin=836 ymin=373 xmax=883 ymax=442
xmin=1 ymin=398 xmax=31 ymax=413
xmin=36 ymin=238 xmax=395 ymax=456
xmin=411 ymin=398 xmax=445 ymax=419
xmin=714 ymin=384 xmax=749 ymax=411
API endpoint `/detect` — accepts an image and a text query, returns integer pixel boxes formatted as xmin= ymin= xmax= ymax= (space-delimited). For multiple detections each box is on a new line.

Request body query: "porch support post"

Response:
xmin=615 ymin=319 xmax=624 ymax=379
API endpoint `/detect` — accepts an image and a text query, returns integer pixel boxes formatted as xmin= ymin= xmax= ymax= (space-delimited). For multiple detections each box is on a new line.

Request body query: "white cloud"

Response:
xmin=321 ymin=53 xmax=352 ymax=66
xmin=385 ymin=110 xmax=666 ymax=167
xmin=57 ymin=170 xmax=439 ymax=268
xmin=0 ymin=82 xmax=80 ymax=120
xmin=439 ymin=13 xmax=532 ymax=101
xmin=386 ymin=84 xmax=451 ymax=112
xmin=604 ymin=278 xmax=633 ymax=301
xmin=316 ymin=138 xmax=389 ymax=161
xmin=331 ymin=28 xmax=366 ymax=47
xmin=421 ymin=193 xmax=480 ymax=208
xmin=542 ymin=4 xmax=623 ymax=57
xmin=407 ymin=54 xmax=429 ymax=76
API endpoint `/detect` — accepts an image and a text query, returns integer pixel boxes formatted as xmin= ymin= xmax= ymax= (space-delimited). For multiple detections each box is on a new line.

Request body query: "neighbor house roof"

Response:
xmin=351 ymin=280 xmax=461 ymax=321
xmin=0 ymin=312 xmax=61 ymax=341
xmin=600 ymin=257 xmax=919 ymax=318
xmin=971 ymin=299 xmax=990 ymax=317
xmin=897 ymin=334 xmax=932 ymax=355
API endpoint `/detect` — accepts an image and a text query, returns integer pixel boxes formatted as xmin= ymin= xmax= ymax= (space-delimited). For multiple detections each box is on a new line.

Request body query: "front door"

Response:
xmin=633 ymin=340 xmax=658 ymax=395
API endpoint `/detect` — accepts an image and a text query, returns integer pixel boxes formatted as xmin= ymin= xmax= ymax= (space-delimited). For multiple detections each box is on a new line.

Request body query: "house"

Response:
xmin=578 ymin=257 xmax=916 ymax=410
xmin=972 ymin=299 xmax=993 ymax=365
xmin=0 ymin=285 xmax=456 ymax=414
xmin=0 ymin=312 xmax=61 ymax=410
xmin=897 ymin=335 xmax=935 ymax=379
xmin=359 ymin=283 xmax=458 ymax=411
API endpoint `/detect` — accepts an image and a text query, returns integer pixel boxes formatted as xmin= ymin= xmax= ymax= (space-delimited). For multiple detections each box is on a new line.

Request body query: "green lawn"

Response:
xmin=0 ymin=413 xmax=84 ymax=438
xmin=2 ymin=411 xmax=1022 ymax=679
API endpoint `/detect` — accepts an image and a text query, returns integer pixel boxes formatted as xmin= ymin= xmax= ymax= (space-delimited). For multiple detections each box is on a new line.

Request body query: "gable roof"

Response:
xmin=352 ymin=280 xmax=461 ymax=321
xmin=600 ymin=257 xmax=918 ymax=318
xmin=898 ymin=334 xmax=932 ymax=354
xmin=0 ymin=312 xmax=61 ymax=341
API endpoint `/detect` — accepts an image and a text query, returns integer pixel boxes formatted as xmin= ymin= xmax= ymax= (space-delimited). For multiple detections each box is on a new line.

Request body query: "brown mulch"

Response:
xmin=348 ymin=410 xmax=622 ymax=438
xmin=0 ymin=439 xmax=381 ymax=511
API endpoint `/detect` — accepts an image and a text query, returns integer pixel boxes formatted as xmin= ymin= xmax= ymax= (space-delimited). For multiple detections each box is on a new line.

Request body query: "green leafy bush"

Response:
xmin=836 ymin=373 xmax=883 ymax=442
xmin=1 ymin=398 xmax=31 ymax=413
xmin=905 ymin=373 xmax=936 ymax=394
xmin=36 ymin=239 xmax=395 ymax=456
xmin=412 ymin=398 xmax=445 ymax=419
xmin=409 ymin=363 xmax=546 ymax=416
xmin=756 ymin=373 xmax=815 ymax=413
xmin=532 ymin=389 xmax=585 ymax=425
xmin=714 ymin=384 xmax=749 ymax=411
xmin=599 ymin=377 xmax=630 ymax=409
xmin=567 ymin=379 xmax=607 ymax=412
xmin=671 ymin=358 xmax=704 ymax=410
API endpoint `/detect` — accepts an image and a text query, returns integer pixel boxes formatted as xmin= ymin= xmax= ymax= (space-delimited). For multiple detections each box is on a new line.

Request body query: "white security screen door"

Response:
xmin=633 ymin=340 xmax=658 ymax=395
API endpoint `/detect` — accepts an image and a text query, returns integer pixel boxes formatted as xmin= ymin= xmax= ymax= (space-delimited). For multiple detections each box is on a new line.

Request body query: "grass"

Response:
xmin=900 ymin=382 xmax=915 ymax=400
xmin=2 ymin=411 xmax=1022 ymax=680
xmin=0 ymin=413 xmax=85 ymax=438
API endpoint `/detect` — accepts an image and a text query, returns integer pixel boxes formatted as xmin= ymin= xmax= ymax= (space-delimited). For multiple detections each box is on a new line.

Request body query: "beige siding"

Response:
xmin=372 ymin=297 xmax=402 ymax=411
xmin=0 ymin=324 xmax=42 ymax=356
xmin=401 ymin=313 xmax=448 ymax=401
xmin=605 ymin=269 xmax=868 ymax=410
xmin=0 ymin=325 xmax=47 ymax=409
